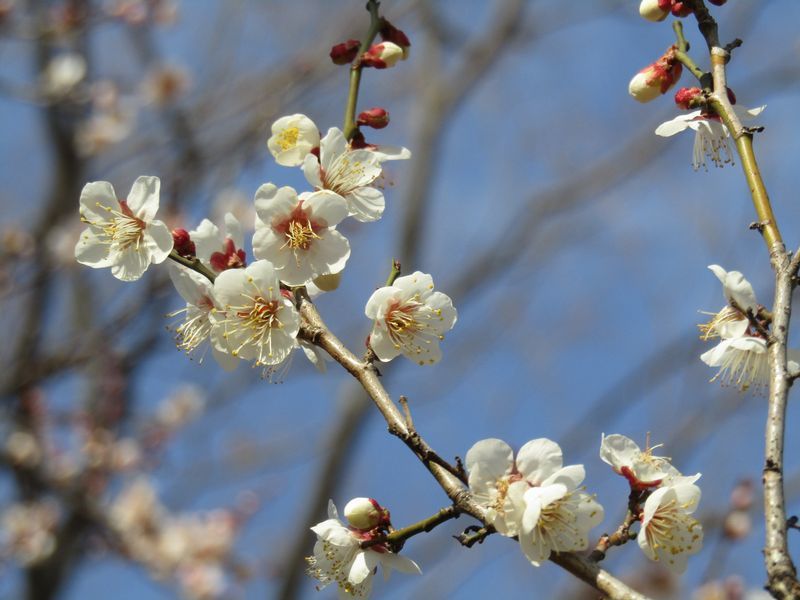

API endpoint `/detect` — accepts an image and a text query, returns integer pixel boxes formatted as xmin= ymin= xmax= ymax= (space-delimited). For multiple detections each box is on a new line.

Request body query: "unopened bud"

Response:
xmin=639 ymin=0 xmax=668 ymax=22
xmin=380 ymin=19 xmax=410 ymax=58
xmin=628 ymin=46 xmax=682 ymax=103
xmin=312 ymin=272 xmax=341 ymax=292
xmin=671 ymin=1 xmax=692 ymax=17
xmin=362 ymin=42 xmax=404 ymax=69
xmin=172 ymin=228 xmax=196 ymax=258
xmin=329 ymin=39 xmax=360 ymax=65
xmin=344 ymin=497 xmax=390 ymax=530
xmin=357 ymin=107 xmax=390 ymax=129
xmin=674 ymin=86 xmax=703 ymax=109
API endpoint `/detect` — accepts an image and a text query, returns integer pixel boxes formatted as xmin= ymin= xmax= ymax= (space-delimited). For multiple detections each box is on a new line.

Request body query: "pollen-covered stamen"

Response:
xmin=275 ymin=127 xmax=299 ymax=151
xmin=698 ymin=306 xmax=746 ymax=340
xmin=490 ymin=473 xmax=523 ymax=516
xmin=222 ymin=285 xmax=284 ymax=365
xmin=384 ymin=296 xmax=446 ymax=356
xmin=692 ymin=118 xmax=734 ymax=170
xmin=83 ymin=199 xmax=146 ymax=252
xmin=168 ymin=297 xmax=215 ymax=357
xmin=321 ymin=154 xmax=378 ymax=196
xmin=643 ymin=497 xmax=702 ymax=557
xmin=710 ymin=343 xmax=768 ymax=391
xmin=531 ymin=493 xmax=581 ymax=555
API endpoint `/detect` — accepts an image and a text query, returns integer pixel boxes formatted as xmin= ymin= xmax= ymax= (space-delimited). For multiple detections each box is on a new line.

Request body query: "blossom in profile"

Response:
xmin=303 ymin=127 xmax=409 ymax=222
xmin=599 ymin=433 xmax=681 ymax=489
xmin=655 ymin=105 xmax=765 ymax=170
xmin=210 ymin=260 xmax=299 ymax=367
xmin=638 ymin=481 xmax=703 ymax=573
xmin=268 ymin=113 xmax=320 ymax=167
xmin=252 ymin=183 xmax=350 ymax=286
xmin=167 ymin=263 xmax=238 ymax=370
xmin=306 ymin=500 xmax=420 ymax=599
xmin=365 ymin=272 xmax=456 ymax=365
xmin=75 ymin=176 xmax=173 ymax=281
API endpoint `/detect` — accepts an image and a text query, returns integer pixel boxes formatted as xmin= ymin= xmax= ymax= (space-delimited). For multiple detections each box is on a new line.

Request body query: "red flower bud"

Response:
xmin=357 ymin=107 xmax=390 ymax=129
xmin=380 ymin=18 xmax=410 ymax=58
xmin=674 ymin=86 xmax=703 ymax=109
xmin=657 ymin=0 xmax=671 ymax=10
xmin=329 ymin=39 xmax=360 ymax=65
xmin=671 ymin=1 xmax=692 ymax=17
xmin=361 ymin=42 xmax=404 ymax=69
xmin=171 ymin=228 xmax=196 ymax=258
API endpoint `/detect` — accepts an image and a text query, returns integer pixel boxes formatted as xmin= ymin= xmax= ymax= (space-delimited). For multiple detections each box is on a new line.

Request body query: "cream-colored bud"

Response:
xmin=344 ymin=497 xmax=382 ymax=530
xmin=639 ymin=0 xmax=668 ymax=22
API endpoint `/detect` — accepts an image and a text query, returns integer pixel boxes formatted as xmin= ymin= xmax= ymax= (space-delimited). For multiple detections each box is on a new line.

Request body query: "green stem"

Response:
xmin=385 ymin=259 xmax=401 ymax=286
xmin=381 ymin=505 xmax=460 ymax=549
xmin=672 ymin=21 xmax=708 ymax=84
xmin=342 ymin=0 xmax=383 ymax=140
xmin=168 ymin=250 xmax=217 ymax=282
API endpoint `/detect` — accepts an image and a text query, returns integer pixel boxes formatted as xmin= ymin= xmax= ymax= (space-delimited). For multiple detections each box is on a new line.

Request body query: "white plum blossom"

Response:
xmin=599 ymin=433 xmax=680 ymax=489
xmin=210 ymin=260 xmax=299 ymax=368
xmin=1 ymin=500 xmax=59 ymax=566
xmin=466 ymin=438 xmax=603 ymax=564
xmin=306 ymin=500 xmax=421 ymax=599
xmin=303 ymin=127 xmax=409 ymax=222
xmin=268 ymin=113 xmax=320 ymax=167
xmin=655 ymin=105 xmax=765 ymax=170
xmin=698 ymin=264 xmax=800 ymax=390
xmin=365 ymin=272 xmax=457 ymax=365
xmin=519 ymin=478 xmax=604 ymax=566
xmin=252 ymin=183 xmax=350 ymax=286
xmin=638 ymin=481 xmax=703 ymax=573
xmin=191 ymin=212 xmax=247 ymax=272
xmin=75 ymin=176 xmax=173 ymax=281
xmin=40 ymin=53 xmax=86 ymax=97
xmin=167 ymin=263 xmax=238 ymax=370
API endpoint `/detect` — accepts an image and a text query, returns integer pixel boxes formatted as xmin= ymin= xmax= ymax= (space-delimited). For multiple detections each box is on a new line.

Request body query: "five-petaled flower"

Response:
xmin=210 ymin=260 xmax=299 ymax=368
xmin=655 ymin=105 xmax=765 ymax=170
xmin=365 ymin=272 xmax=457 ymax=365
xmin=637 ymin=480 xmax=703 ymax=573
xmin=306 ymin=500 xmax=420 ymax=599
xmin=252 ymin=183 xmax=350 ymax=286
xmin=75 ymin=176 xmax=173 ymax=281
xmin=303 ymin=127 xmax=409 ymax=222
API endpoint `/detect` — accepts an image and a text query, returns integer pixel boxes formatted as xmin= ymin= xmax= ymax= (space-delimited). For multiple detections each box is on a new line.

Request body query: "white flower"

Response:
xmin=303 ymin=127 xmax=398 ymax=222
xmin=465 ymin=438 xmax=583 ymax=536
xmin=306 ymin=500 xmax=421 ymax=599
xmin=190 ymin=212 xmax=246 ymax=272
xmin=519 ymin=479 xmax=604 ymax=566
xmin=365 ymin=272 xmax=457 ymax=365
xmin=700 ymin=264 xmax=757 ymax=340
xmin=210 ymin=260 xmax=299 ymax=367
xmin=167 ymin=263 xmax=238 ymax=370
xmin=75 ymin=176 xmax=173 ymax=281
xmin=268 ymin=113 xmax=320 ymax=167
xmin=655 ymin=105 xmax=765 ymax=170
xmin=638 ymin=481 xmax=703 ymax=573
xmin=40 ymin=53 xmax=86 ymax=97
xmin=252 ymin=184 xmax=350 ymax=286
xmin=599 ymin=433 xmax=680 ymax=489
xmin=1 ymin=501 xmax=59 ymax=566
xmin=701 ymin=336 xmax=770 ymax=390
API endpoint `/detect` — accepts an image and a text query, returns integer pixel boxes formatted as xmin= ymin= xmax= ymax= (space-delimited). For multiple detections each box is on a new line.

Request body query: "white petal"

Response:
xmin=654 ymin=113 xmax=697 ymax=137
xmin=79 ymin=181 xmax=119 ymax=221
xmin=369 ymin=326 xmax=401 ymax=362
xmin=302 ymin=190 xmax=348 ymax=226
xmin=599 ymin=433 xmax=638 ymax=470
xmin=516 ymin=438 xmax=563 ymax=485
xmin=74 ymin=227 xmax=113 ymax=268
xmin=465 ymin=438 xmax=514 ymax=481
xmin=346 ymin=186 xmax=385 ymax=222
xmin=145 ymin=220 xmax=173 ymax=264
xmin=127 ymin=176 xmax=161 ymax=221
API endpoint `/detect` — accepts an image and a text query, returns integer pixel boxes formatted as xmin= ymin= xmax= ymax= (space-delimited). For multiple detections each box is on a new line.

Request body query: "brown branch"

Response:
xmin=297 ymin=298 xmax=650 ymax=600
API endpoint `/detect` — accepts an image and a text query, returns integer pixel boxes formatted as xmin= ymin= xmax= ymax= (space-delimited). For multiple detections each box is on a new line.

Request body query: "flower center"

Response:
xmin=210 ymin=238 xmax=246 ymax=272
xmin=698 ymin=306 xmax=745 ymax=340
xmin=534 ymin=493 xmax=578 ymax=553
xmin=84 ymin=199 xmax=145 ymax=252
xmin=276 ymin=126 xmax=299 ymax=151
xmin=284 ymin=219 xmax=320 ymax=251
xmin=322 ymin=153 xmax=378 ymax=196
xmin=644 ymin=498 xmax=701 ymax=557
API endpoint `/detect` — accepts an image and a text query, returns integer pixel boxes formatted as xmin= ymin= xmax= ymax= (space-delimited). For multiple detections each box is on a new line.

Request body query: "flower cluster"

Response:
xmin=600 ymin=434 xmax=703 ymax=573
xmin=109 ymin=478 xmax=239 ymax=599
xmin=699 ymin=265 xmax=800 ymax=391
xmin=465 ymin=437 xmax=604 ymax=566
xmin=307 ymin=498 xmax=420 ymax=598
